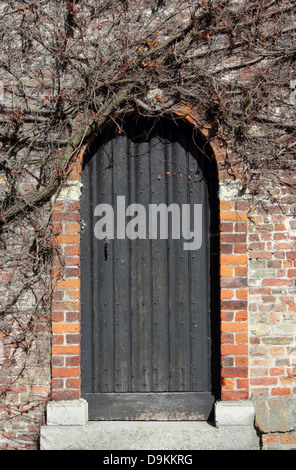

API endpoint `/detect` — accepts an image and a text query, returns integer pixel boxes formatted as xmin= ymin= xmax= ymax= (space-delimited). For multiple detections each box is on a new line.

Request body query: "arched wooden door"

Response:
xmin=80 ymin=117 xmax=220 ymax=420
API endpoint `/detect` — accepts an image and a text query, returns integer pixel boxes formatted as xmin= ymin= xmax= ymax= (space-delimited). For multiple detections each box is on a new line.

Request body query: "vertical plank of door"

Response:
xmin=112 ymin=135 xmax=132 ymax=392
xmin=167 ymin=139 xmax=191 ymax=391
xmin=96 ymin=140 xmax=115 ymax=392
xmin=150 ymin=135 xmax=170 ymax=391
xmin=80 ymin=158 xmax=94 ymax=393
xmin=130 ymin=140 xmax=153 ymax=392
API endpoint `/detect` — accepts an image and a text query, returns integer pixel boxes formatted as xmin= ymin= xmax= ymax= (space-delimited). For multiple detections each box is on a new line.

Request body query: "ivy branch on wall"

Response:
xmin=0 ymin=0 xmax=295 ymax=224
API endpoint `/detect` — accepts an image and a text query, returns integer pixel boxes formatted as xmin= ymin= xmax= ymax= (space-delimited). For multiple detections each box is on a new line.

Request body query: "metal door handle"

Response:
xmin=80 ymin=220 xmax=87 ymax=232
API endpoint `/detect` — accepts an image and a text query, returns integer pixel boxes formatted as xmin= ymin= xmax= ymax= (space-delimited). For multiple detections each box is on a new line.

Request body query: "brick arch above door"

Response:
xmin=50 ymin=111 xmax=249 ymax=403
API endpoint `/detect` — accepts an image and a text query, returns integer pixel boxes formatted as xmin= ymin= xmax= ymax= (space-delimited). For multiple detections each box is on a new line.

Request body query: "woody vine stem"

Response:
xmin=0 ymin=0 xmax=295 ymax=448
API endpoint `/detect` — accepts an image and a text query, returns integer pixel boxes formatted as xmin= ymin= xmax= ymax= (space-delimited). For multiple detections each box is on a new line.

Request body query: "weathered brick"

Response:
xmin=52 ymin=345 xmax=80 ymax=355
xmin=65 ymin=222 xmax=80 ymax=233
xmin=221 ymin=367 xmax=248 ymax=378
xmin=220 ymin=266 xmax=234 ymax=276
xmin=52 ymin=323 xmax=80 ymax=333
xmin=221 ymin=344 xmax=248 ymax=355
xmin=221 ymin=254 xmax=248 ymax=265
xmin=221 ymin=322 xmax=248 ymax=332
xmin=52 ymin=367 xmax=79 ymax=378
xmin=271 ymin=388 xmax=291 ymax=396
xmin=55 ymin=234 xmax=80 ymax=244
xmin=221 ymin=289 xmax=234 ymax=299
xmin=55 ymin=278 xmax=80 ymax=289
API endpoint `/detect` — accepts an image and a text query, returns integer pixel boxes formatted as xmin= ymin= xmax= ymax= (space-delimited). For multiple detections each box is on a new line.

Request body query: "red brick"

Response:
xmin=279 ymin=433 xmax=296 ymax=444
xmin=64 ymin=245 xmax=80 ymax=255
xmin=221 ymin=390 xmax=249 ymax=400
xmin=67 ymin=202 xmax=80 ymax=211
xmin=52 ymin=367 xmax=79 ymax=378
xmin=250 ymin=377 xmax=277 ymax=386
xmin=235 ymin=356 xmax=248 ymax=366
xmin=221 ymin=311 xmax=234 ymax=321
xmin=64 ymin=256 xmax=80 ymax=266
xmin=52 ymin=290 xmax=64 ymax=300
xmin=65 ymin=222 xmax=80 ymax=233
xmin=221 ymin=234 xmax=246 ymax=243
xmin=270 ymin=368 xmax=285 ymax=376
xmin=221 ymin=322 xmax=248 ymax=332
xmin=220 ymin=244 xmax=233 ymax=254
xmin=52 ymin=334 xmax=64 ymax=345
xmin=234 ymin=244 xmax=247 ymax=253
xmin=220 ymin=211 xmax=247 ymax=221
xmin=236 ymin=289 xmax=248 ymax=300
xmin=221 ymin=332 xmax=234 ymax=343
xmin=235 ymin=266 xmax=248 ymax=276
xmin=53 ymin=201 xmax=65 ymax=211
xmin=66 ymin=378 xmax=80 ymax=389
xmin=221 ymin=367 xmax=248 ymax=378
xmin=51 ymin=356 xmax=65 ymax=367
xmin=66 ymin=333 xmax=80 ymax=344
xmin=220 ymin=222 xmax=234 ymax=232
xmin=271 ymin=388 xmax=291 ymax=396
xmin=66 ymin=311 xmax=81 ymax=321
xmin=221 ymin=277 xmax=247 ymax=288
xmin=52 ymin=212 xmax=80 ymax=222
xmin=235 ymin=201 xmax=248 ymax=210
xmin=51 ymin=222 xmax=63 ymax=233
xmin=65 ymin=267 xmax=80 ymax=277
xmin=52 ymin=301 xmax=80 ymax=311
xmin=237 ymin=378 xmax=249 ymax=389
xmin=220 ymin=201 xmax=233 ymax=210
xmin=52 ymin=390 xmax=80 ymax=400
xmin=52 ymin=344 xmax=80 ymax=355
xmin=220 ymin=266 xmax=234 ymax=277
xmin=234 ymin=222 xmax=247 ymax=232
xmin=274 ymin=224 xmax=287 ymax=231
xmin=249 ymin=251 xmax=272 ymax=259
xmin=221 ymin=378 xmax=235 ymax=389
xmin=236 ymin=332 xmax=248 ymax=343
xmin=221 ymin=300 xmax=247 ymax=310
xmin=262 ymin=278 xmax=293 ymax=286
xmin=262 ymin=434 xmax=279 ymax=444
xmin=51 ymin=311 xmax=65 ymax=322
xmin=55 ymin=234 xmax=80 ymax=244
xmin=222 ymin=356 xmax=234 ymax=367
xmin=52 ymin=323 xmax=80 ymax=333
xmin=221 ymin=289 xmax=234 ymax=299
xmin=221 ymin=255 xmax=248 ymax=266
xmin=221 ymin=344 xmax=248 ymax=355
xmin=52 ymin=378 xmax=64 ymax=389
xmin=66 ymin=356 xmax=80 ymax=366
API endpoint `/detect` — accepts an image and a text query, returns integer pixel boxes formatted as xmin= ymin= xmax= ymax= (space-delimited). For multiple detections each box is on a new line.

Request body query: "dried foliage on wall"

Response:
xmin=0 ymin=0 xmax=295 ymax=449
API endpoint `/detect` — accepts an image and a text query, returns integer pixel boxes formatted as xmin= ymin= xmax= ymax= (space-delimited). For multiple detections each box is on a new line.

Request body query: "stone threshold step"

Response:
xmin=40 ymin=421 xmax=260 ymax=450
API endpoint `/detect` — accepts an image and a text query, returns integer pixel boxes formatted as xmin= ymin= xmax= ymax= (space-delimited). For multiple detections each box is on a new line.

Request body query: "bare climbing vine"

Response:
xmin=0 ymin=0 xmax=295 ymax=448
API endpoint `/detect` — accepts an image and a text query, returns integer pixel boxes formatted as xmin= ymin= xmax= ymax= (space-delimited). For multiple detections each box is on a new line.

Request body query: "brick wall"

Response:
xmin=46 ymin=126 xmax=296 ymax=450
xmin=51 ymin=154 xmax=84 ymax=401
xmin=0 ymin=0 xmax=295 ymax=452
xmin=1 ymin=114 xmax=295 ymax=449
xmin=220 ymin=199 xmax=249 ymax=400
xmin=0 ymin=202 xmax=52 ymax=450
xmin=51 ymin=199 xmax=81 ymax=400
xmin=249 ymin=207 xmax=296 ymax=399
xmin=248 ymin=182 xmax=296 ymax=449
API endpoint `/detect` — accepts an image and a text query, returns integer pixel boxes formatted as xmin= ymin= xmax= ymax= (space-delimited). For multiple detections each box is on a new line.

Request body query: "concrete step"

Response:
xmin=40 ymin=420 xmax=260 ymax=450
